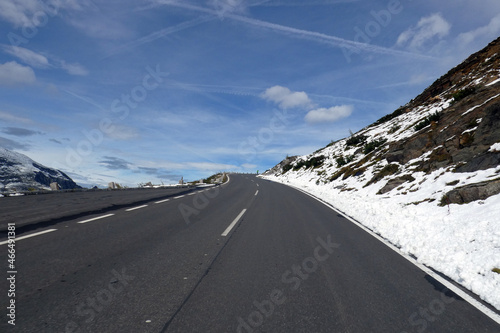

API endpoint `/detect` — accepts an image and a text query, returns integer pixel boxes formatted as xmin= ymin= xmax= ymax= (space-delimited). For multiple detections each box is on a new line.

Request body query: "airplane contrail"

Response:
xmin=152 ymin=0 xmax=434 ymax=60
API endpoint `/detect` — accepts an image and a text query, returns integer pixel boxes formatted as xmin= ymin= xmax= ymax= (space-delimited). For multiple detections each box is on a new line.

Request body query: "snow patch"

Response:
xmin=486 ymin=77 xmax=500 ymax=86
xmin=462 ymin=127 xmax=478 ymax=134
xmin=489 ymin=142 xmax=500 ymax=152
xmin=462 ymin=93 xmax=500 ymax=116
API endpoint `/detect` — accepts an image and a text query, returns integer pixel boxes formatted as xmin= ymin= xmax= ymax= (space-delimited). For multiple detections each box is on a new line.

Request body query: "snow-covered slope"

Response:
xmin=262 ymin=37 xmax=500 ymax=310
xmin=0 ymin=147 xmax=80 ymax=192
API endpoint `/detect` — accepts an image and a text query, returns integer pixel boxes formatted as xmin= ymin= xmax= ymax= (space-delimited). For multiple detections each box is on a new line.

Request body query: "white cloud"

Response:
xmin=60 ymin=61 xmax=88 ymax=76
xmin=304 ymin=105 xmax=353 ymax=124
xmin=3 ymin=46 xmax=49 ymax=68
xmin=261 ymin=85 xmax=312 ymax=109
xmin=0 ymin=0 xmax=43 ymax=27
xmin=457 ymin=13 xmax=500 ymax=46
xmin=0 ymin=61 xmax=36 ymax=85
xmin=397 ymin=13 xmax=451 ymax=51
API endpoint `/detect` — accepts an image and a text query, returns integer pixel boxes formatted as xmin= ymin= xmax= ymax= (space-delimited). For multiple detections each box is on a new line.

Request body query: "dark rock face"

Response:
xmin=385 ymin=98 xmax=500 ymax=173
xmin=442 ymin=178 xmax=500 ymax=205
xmin=33 ymin=169 xmax=80 ymax=190
xmin=263 ymin=155 xmax=298 ymax=175
xmin=411 ymin=36 xmax=500 ymax=107
xmin=378 ymin=175 xmax=416 ymax=195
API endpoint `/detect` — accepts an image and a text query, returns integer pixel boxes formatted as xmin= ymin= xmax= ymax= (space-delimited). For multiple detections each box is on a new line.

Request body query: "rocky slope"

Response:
xmin=262 ymin=37 xmax=500 ymax=310
xmin=266 ymin=36 xmax=500 ymax=205
xmin=0 ymin=147 xmax=80 ymax=192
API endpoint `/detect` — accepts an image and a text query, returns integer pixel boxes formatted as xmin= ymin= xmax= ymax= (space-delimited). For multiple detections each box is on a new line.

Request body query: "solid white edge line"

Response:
xmin=126 ymin=205 xmax=148 ymax=212
xmin=221 ymin=209 xmax=247 ymax=237
xmin=0 ymin=229 xmax=57 ymax=245
xmin=155 ymin=199 xmax=170 ymax=204
xmin=77 ymin=213 xmax=115 ymax=224
xmin=286 ymin=183 xmax=500 ymax=324
xmin=222 ymin=174 xmax=231 ymax=186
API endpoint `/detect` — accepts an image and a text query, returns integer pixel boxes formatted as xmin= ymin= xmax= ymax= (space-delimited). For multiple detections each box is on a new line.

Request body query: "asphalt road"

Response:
xmin=0 ymin=186 xmax=195 ymax=231
xmin=0 ymin=174 xmax=499 ymax=332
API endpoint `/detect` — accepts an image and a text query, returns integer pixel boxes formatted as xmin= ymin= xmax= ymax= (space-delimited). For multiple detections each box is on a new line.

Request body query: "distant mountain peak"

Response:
xmin=0 ymin=147 xmax=81 ymax=192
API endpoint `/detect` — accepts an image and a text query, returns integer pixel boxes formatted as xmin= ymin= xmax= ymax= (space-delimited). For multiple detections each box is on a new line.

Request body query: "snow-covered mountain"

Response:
xmin=0 ymin=147 xmax=80 ymax=192
xmin=263 ymin=37 xmax=500 ymax=310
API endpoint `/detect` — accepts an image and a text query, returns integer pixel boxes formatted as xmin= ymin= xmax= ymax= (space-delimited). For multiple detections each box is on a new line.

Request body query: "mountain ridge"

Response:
xmin=265 ymin=36 xmax=500 ymax=205
xmin=0 ymin=147 xmax=81 ymax=192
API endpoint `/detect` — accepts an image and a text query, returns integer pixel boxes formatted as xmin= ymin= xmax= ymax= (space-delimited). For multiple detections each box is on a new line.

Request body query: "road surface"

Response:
xmin=1 ymin=174 xmax=499 ymax=332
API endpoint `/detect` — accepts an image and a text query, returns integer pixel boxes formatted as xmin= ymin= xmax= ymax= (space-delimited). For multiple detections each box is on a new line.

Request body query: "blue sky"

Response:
xmin=1 ymin=0 xmax=500 ymax=187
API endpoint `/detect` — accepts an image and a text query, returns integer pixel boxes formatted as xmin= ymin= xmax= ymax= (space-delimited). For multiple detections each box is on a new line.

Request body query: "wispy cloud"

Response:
xmin=255 ymin=0 xmax=358 ymax=7
xmin=137 ymin=159 xmax=240 ymax=175
xmin=0 ymin=0 xmax=82 ymax=27
xmin=65 ymin=2 xmax=132 ymax=40
xmin=186 ymin=161 xmax=239 ymax=171
xmin=0 ymin=111 xmax=34 ymax=124
xmin=1 ymin=127 xmax=43 ymax=136
xmin=457 ymin=13 xmax=500 ymax=46
xmin=104 ymin=15 xmax=216 ymax=58
xmin=99 ymin=156 xmax=132 ymax=170
xmin=105 ymin=125 xmax=139 ymax=141
xmin=166 ymin=79 xmax=250 ymax=113
xmin=165 ymin=82 xmax=262 ymax=97
xmin=59 ymin=61 xmax=88 ymax=76
xmin=153 ymin=0 xmax=433 ymax=60
xmin=209 ymin=0 xmax=250 ymax=17
xmin=2 ymin=45 xmax=88 ymax=76
xmin=397 ymin=13 xmax=451 ymax=51
xmin=63 ymin=89 xmax=106 ymax=112
xmin=2 ymin=46 xmax=49 ymax=68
